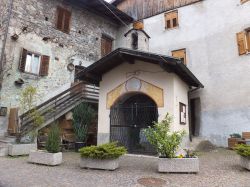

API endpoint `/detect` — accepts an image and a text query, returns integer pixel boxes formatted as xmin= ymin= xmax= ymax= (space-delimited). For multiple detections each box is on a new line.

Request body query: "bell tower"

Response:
xmin=124 ymin=21 xmax=150 ymax=51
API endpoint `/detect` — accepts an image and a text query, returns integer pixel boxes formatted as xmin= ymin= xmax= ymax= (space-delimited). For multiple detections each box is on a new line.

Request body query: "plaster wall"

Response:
xmin=97 ymin=60 xmax=189 ymax=144
xmin=0 ymin=0 xmax=118 ymax=136
xmin=120 ymin=0 xmax=250 ymax=146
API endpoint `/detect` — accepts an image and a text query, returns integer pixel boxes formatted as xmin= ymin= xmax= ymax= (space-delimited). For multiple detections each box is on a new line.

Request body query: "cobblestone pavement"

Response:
xmin=0 ymin=148 xmax=249 ymax=187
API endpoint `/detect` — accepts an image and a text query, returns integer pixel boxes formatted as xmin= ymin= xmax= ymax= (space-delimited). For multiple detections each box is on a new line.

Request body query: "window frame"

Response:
xmin=56 ymin=6 xmax=72 ymax=34
xmin=179 ymin=102 xmax=187 ymax=125
xmin=172 ymin=48 xmax=187 ymax=65
xmin=245 ymin=28 xmax=250 ymax=52
xmin=164 ymin=10 xmax=179 ymax=30
xmin=23 ymin=50 xmax=42 ymax=76
xmin=101 ymin=34 xmax=113 ymax=57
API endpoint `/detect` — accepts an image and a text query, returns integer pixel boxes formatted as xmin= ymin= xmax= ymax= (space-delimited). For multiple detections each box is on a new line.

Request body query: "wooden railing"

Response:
xmin=18 ymin=82 xmax=99 ymax=137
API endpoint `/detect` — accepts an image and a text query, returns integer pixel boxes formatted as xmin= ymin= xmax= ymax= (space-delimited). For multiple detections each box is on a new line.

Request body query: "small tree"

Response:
xmin=19 ymin=86 xmax=44 ymax=142
xmin=45 ymin=123 xmax=61 ymax=153
xmin=72 ymin=103 xmax=95 ymax=143
xmin=143 ymin=113 xmax=185 ymax=158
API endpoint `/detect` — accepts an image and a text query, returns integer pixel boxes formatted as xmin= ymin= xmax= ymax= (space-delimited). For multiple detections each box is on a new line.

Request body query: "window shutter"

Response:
xmin=101 ymin=36 xmax=113 ymax=57
xmin=56 ymin=7 xmax=64 ymax=31
xmin=63 ymin=10 xmax=71 ymax=33
xmin=172 ymin=49 xmax=187 ymax=65
xmin=19 ymin=48 xmax=27 ymax=72
xmin=237 ymin=31 xmax=247 ymax=55
xmin=40 ymin=55 xmax=50 ymax=76
xmin=101 ymin=37 xmax=106 ymax=57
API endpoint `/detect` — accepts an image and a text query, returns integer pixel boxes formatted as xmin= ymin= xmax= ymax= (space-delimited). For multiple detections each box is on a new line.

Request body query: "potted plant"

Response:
xmin=28 ymin=123 xmax=62 ymax=166
xmin=79 ymin=142 xmax=126 ymax=170
xmin=72 ymin=103 xmax=95 ymax=152
xmin=143 ymin=113 xmax=199 ymax=173
xmin=9 ymin=86 xmax=43 ymax=156
xmin=228 ymin=133 xmax=242 ymax=149
xmin=235 ymin=144 xmax=250 ymax=170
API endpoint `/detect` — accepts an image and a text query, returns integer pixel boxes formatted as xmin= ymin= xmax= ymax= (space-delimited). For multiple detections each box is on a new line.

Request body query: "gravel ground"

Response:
xmin=0 ymin=148 xmax=249 ymax=187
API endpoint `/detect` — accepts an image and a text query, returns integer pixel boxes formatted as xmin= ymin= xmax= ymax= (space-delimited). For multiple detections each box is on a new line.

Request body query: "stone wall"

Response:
xmin=0 ymin=0 xmax=119 ymax=136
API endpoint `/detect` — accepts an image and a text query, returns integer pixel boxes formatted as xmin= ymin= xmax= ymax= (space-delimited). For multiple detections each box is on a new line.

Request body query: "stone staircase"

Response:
xmin=0 ymin=82 xmax=99 ymax=156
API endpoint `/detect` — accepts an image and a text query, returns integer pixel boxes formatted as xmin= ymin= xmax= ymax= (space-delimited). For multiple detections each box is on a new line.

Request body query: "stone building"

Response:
xmin=0 ymin=0 xmax=132 ymax=136
xmin=1 ymin=0 xmax=249 ymax=149
xmin=113 ymin=0 xmax=250 ymax=146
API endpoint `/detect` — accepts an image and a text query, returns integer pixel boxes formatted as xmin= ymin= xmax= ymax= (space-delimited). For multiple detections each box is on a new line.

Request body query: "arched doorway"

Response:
xmin=110 ymin=93 xmax=158 ymax=155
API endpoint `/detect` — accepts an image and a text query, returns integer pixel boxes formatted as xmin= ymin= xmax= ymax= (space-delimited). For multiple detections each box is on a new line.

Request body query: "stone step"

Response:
xmin=0 ymin=143 xmax=9 ymax=157
xmin=0 ymin=135 xmax=16 ymax=144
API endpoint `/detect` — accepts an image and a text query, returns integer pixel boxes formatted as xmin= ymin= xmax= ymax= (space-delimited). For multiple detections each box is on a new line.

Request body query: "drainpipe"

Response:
xmin=0 ymin=0 xmax=14 ymax=73
xmin=188 ymin=86 xmax=202 ymax=142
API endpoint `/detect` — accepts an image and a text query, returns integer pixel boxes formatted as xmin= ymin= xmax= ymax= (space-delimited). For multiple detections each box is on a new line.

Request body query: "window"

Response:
xmin=56 ymin=6 xmax=71 ymax=34
xmin=236 ymin=29 xmax=250 ymax=55
xmin=132 ymin=32 xmax=138 ymax=50
xmin=179 ymin=103 xmax=187 ymax=125
xmin=19 ymin=48 xmax=50 ymax=76
xmin=101 ymin=35 xmax=113 ymax=57
xmin=165 ymin=10 xmax=178 ymax=30
xmin=172 ymin=49 xmax=187 ymax=65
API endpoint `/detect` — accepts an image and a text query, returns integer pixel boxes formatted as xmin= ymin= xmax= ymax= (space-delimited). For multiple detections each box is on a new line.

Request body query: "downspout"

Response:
xmin=0 ymin=0 xmax=14 ymax=73
xmin=188 ymin=86 xmax=202 ymax=142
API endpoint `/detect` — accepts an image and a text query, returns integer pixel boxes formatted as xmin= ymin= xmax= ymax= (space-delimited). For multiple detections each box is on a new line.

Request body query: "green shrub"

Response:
xmin=79 ymin=142 xmax=127 ymax=159
xmin=73 ymin=103 xmax=96 ymax=142
xmin=143 ymin=113 xmax=186 ymax=158
xmin=235 ymin=144 xmax=250 ymax=157
xmin=45 ymin=124 xmax=61 ymax=153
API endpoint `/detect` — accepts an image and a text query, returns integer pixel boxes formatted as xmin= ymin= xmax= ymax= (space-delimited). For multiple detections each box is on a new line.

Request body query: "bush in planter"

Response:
xmin=79 ymin=142 xmax=127 ymax=159
xmin=235 ymin=144 xmax=250 ymax=170
xmin=143 ymin=113 xmax=185 ymax=158
xmin=79 ymin=142 xmax=127 ymax=170
xmin=72 ymin=103 xmax=95 ymax=149
xmin=45 ymin=124 xmax=61 ymax=153
xmin=235 ymin=144 xmax=250 ymax=157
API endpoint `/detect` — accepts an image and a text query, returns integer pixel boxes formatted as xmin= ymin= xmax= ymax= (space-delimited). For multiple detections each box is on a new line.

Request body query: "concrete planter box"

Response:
xmin=28 ymin=150 xmax=62 ymax=166
xmin=240 ymin=156 xmax=250 ymax=170
xmin=158 ymin=157 xmax=199 ymax=173
xmin=0 ymin=145 xmax=8 ymax=157
xmin=80 ymin=157 xmax=120 ymax=170
xmin=8 ymin=143 xmax=37 ymax=156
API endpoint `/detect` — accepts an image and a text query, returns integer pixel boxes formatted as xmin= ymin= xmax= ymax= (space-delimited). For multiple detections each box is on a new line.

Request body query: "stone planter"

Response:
xmin=8 ymin=143 xmax=37 ymax=156
xmin=80 ymin=157 xmax=119 ymax=170
xmin=240 ymin=156 xmax=250 ymax=170
xmin=28 ymin=150 xmax=62 ymax=166
xmin=158 ymin=157 xmax=199 ymax=173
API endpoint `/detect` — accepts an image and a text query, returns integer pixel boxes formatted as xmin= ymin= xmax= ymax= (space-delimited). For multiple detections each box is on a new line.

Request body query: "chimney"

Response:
xmin=124 ymin=21 xmax=150 ymax=51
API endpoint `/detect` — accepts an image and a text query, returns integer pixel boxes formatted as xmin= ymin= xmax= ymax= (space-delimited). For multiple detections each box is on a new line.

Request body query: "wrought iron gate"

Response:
xmin=110 ymin=103 xmax=158 ymax=155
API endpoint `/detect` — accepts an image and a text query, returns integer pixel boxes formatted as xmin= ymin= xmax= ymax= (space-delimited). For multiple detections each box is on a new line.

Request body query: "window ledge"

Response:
xmin=165 ymin=26 xmax=179 ymax=32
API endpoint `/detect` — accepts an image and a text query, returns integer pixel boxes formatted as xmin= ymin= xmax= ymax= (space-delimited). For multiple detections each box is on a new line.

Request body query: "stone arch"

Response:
xmin=106 ymin=77 xmax=164 ymax=109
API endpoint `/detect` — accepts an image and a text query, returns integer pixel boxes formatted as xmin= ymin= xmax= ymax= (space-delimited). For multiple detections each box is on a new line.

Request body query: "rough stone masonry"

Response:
xmin=0 ymin=0 xmax=119 ymax=135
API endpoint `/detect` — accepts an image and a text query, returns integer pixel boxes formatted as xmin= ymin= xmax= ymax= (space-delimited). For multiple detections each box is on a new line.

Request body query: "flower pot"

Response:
xmin=158 ymin=157 xmax=199 ymax=173
xmin=80 ymin=157 xmax=120 ymax=170
xmin=75 ymin=142 xmax=85 ymax=152
xmin=228 ymin=138 xmax=241 ymax=149
xmin=240 ymin=156 xmax=250 ymax=170
xmin=8 ymin=143 xmax=37 ymax=156
xmin=28 ymin=150 xmax=62 ymax=166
